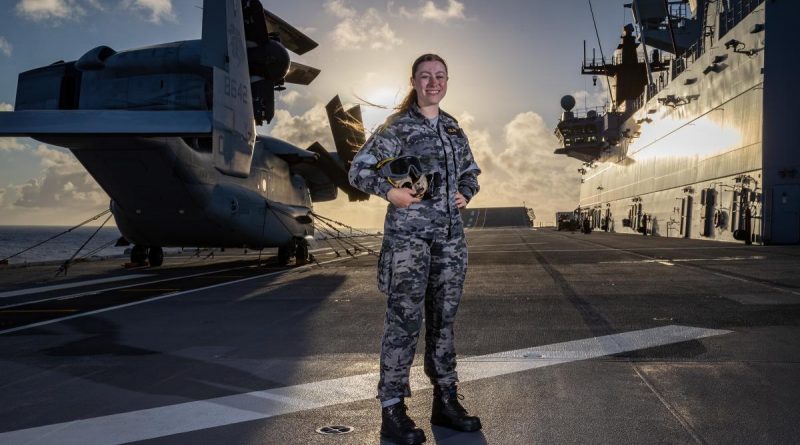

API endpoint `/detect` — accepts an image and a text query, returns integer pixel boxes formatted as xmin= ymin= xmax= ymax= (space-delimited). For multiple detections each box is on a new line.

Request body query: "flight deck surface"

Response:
xmin=1 ymin=228 xmax=799 ymax=444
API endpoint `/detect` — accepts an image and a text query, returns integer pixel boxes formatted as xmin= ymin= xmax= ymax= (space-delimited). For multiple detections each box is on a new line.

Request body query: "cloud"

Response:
xmin=122 ymin=0 xmax=175 ymax=24
xmin=459 ymin=111 xmax=582 ymax=223
xmin=16 ymin=0 xmax=173 ymax=24
xmin=15 ymin=0 xmax=95 ymax=22
xmin=399 ymin=0 xmax=467 ymax=23
xmin=325 ymin=0 xmax=356 ymax=18
xmin=0 ymin=37 xmax=12 ymax=57
xmin=4 ymin=145 xmax=107 ymax=210
xmin=313 ymin=190 xmax=389 ymax=231
xmin=279 ymin=90 xmax=302 ymax=106
xmin=325 ymin=0 xmax=402 ymax=51
xmin=267 ymin=103 xmax=335 ymax=151
xmin=570 ymin=89 xmax=610 ymax=111
xmin=0 ymin=103 xmax=28 ymax=153
xmin=570 ymin=75 xmax=612 ymax=111
xmin=0 ymin=138 xmax=27 ymax=152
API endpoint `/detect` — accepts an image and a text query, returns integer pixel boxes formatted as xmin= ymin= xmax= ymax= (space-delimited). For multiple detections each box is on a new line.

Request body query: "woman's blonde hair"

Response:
xmin=397 ymin=53 xmax=448 ymax=112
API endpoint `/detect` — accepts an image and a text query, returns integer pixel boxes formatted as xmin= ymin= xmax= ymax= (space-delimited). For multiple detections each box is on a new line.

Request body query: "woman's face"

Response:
xmin=412 ymin=60 xmax=448 ymax=108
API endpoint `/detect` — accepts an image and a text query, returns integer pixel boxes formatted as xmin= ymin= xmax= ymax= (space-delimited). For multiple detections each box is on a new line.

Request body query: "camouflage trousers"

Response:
xmin=376 ymin=233 xmax=468 ymax=401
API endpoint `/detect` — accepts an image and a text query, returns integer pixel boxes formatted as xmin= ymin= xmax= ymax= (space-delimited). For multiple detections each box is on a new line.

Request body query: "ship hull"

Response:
xmin=575 ymin=0 xmax=798 ymax=244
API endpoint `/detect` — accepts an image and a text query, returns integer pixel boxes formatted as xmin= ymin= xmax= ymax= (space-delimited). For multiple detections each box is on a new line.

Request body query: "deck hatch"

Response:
xmin=315 ymin=425 xmax=354 ymax=435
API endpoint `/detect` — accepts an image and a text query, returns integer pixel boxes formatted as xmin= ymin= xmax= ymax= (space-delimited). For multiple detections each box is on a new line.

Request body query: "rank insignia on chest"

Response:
xmin=445 ymin=126 xmax=463 ymax=138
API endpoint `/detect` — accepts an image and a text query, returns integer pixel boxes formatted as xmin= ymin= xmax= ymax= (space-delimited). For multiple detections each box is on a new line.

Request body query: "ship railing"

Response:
xmin=719 ymin=0 xmax=765 ymax=38
xmin=653 ymin=69 xmax=671 ymax=92
xmin=560 ymin=105 xmax=608 ymax=121
xmin=583 ymin=56 xmax=605 ymax=67
xmin=629 ymin=83 xmax=662 ymax=115
xmin=671 ymin=38 xmax=707 ymax=79
xmin=611 ymin=53 xmax=646 ymax=65
xmin=671 ymin=0 xmax=764 ymax=79
xmin=630 ymin=92 xmax=645 ymax=114
xmin=607 ymin=53 xmax=675 ymax=68
xmin=559 ymin=134 xmax=602 ymax=148
xmin=581 ymin=56 xmax=610 ymax=75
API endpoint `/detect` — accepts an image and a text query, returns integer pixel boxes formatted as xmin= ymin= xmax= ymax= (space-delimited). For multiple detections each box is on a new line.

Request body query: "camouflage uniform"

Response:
xmin=348 ymin=102 xmax=481 ymax=401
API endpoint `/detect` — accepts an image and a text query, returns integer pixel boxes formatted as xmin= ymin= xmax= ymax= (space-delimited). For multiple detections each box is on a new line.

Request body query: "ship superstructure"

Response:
xmin=555 ymin=0 xmax=798 ymax=244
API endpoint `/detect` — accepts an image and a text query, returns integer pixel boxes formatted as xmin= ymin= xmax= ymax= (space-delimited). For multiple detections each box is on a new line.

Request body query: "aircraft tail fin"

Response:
xmin=201 ymin=0 xmax=256 ymax=178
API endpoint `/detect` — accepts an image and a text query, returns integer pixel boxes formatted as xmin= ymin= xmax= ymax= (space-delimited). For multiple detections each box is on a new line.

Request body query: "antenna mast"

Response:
xmin=588 ymin=0 xmax=615 ymax=110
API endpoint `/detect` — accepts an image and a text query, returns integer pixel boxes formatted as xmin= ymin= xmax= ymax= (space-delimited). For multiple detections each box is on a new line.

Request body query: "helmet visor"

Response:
xmin=379 ymin=156 xmax=423 ymax=179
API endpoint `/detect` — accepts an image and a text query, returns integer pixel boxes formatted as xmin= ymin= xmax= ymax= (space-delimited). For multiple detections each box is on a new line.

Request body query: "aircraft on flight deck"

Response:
xmin=0 ymin=0 xmax=370 ymax=266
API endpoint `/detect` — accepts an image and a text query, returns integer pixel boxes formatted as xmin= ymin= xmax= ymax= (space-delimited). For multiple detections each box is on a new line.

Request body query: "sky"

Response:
xmin=0 ymin=0 xmax=634 ymax=228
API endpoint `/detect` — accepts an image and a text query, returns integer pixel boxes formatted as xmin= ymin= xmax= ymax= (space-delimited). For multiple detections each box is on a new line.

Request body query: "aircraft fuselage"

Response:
xmin=37 ymin=134 xmax=314 ymax=250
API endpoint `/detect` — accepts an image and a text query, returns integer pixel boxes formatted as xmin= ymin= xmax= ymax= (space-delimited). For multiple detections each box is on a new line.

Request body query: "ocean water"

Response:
xmin=0 ymin=226 xmax=128 ymax=265
xmin=0 ymin=225 xmax=382 ymax=265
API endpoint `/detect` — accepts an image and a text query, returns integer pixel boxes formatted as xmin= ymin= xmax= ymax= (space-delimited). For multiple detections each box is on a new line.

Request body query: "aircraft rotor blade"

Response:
xmin=325 ymin=95 xmax=366 ymax=167
xmin=285 ymin=62 xmax=321 ymax=85
xmin=264 ymin=9 xmax=318 ymax=55
xmin=243 ymin=0 xmax=270 ymax=44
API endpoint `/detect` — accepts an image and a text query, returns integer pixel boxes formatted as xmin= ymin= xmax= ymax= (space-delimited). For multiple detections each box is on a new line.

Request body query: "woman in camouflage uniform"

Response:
xmin=349 ymin=53 xmax=481 ymax=445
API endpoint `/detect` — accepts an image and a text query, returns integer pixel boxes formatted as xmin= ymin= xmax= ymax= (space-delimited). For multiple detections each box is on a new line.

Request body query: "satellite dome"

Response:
xmin=561 ymin=95 xmax=576 ymax=112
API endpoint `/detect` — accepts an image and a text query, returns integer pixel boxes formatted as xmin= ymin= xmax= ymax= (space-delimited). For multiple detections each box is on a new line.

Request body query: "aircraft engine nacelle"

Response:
xmin=75 ymin=45 xmax=117 ymax=71
xmin=247 ymin=40 xmax=290 ymax=85
xmin=205 ymin=183 xmax=283 ymax=247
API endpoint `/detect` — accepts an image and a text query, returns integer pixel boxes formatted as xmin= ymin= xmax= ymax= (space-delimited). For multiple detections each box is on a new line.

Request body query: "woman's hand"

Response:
xmin=387 ymin=187 xmax=421 ymax=209
xmin=455 ymin=192 xmax=467 ymax=208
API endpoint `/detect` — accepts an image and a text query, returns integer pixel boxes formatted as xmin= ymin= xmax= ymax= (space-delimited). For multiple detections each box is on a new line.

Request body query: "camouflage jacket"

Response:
xmin=348 ymin=103 xmax=481 ymax=239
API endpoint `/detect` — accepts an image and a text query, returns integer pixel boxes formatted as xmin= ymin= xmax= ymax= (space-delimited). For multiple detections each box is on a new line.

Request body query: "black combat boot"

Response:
xmin=381 ymin=401 xmax=427 ymax=444
xmin=431 ymin=384 xmax=482 ymax=432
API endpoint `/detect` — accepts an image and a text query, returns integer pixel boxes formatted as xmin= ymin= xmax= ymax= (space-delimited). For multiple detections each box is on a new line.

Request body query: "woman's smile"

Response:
xmin=413 ymin=60 xmax=448 ymax=109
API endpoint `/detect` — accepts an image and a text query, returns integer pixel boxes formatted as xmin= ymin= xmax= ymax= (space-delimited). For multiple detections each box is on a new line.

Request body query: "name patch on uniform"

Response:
xmin=445 ymin=126 xmax=464 ymax=138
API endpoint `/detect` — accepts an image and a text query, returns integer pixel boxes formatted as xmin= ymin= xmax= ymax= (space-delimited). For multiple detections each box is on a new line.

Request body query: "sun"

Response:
xmin=358 ymin=86 xmax=405 ymax=132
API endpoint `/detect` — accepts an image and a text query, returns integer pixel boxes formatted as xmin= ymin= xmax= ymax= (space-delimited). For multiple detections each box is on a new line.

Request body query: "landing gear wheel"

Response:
xmin=294 ymin=239 xmax=309 ymax=266
xmin=148 ymin=246 xmax=164 ymax=267
xmin=277 ymin=245 xmax=292 ymax=266
xmin=131 ymin=245 xmax=148 ymax=264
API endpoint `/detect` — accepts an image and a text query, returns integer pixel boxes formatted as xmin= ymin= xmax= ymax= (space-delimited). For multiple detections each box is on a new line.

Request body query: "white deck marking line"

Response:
xmin=468 ymin=242 xmax=547 ymax=248
xmin=564 ymin=239 xmax=800 ymax=296
xmin=0 ymin=325 xmax=731 ymax=445
xmin=0 ymin=274 xmax=153 ymax=299
xmin=599 ymin=256 xmax=766 ymax=265
xmin=309 ymin=247 xmax=334 ymax=253
xmin=310 ymin=241 xmax=381 ymax=254
xmin=707 ymin=270 xmax=800 ymax=296
xmin=0 ymin=262 xmax=271 ymax=310
xmin=521 ymin=246 xmax=768 ymax=252
xmin=0 ymin=253 xmax=369 ymax=336
xmin=723 ymin=293 xmax=800 ymax=305
xmin=0 ymin=246 xmax=364 ymax=311
xmin=469 ymin=248 xmax=768 ymax=254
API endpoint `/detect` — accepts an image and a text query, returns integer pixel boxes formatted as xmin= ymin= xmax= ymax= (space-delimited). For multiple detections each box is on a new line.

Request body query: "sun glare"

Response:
xmin=358 ymin=86 xmax=404 ymax=132
xmin=630 ymin=112 xmax=744 ymax=162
